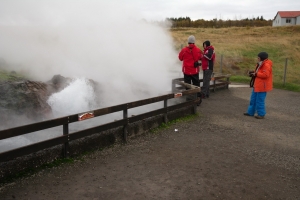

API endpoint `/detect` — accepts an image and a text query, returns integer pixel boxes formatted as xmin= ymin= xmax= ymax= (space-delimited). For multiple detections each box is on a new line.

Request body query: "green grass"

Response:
xmin=230 ymin=75 xmax=300 ymax=92
xmin=0 ymin=69 xmax=25 ymax=81
xmin=150 ymin=113 xmax=199 ymax=133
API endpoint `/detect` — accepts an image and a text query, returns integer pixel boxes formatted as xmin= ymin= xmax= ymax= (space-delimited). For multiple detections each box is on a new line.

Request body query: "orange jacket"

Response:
xmin=254 ymin=59 xmax=273 ymax=92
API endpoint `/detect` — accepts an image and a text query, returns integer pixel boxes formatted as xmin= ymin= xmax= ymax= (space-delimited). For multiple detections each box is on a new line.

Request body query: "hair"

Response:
xmin=203 ymin=40 xmax=211 ymax=47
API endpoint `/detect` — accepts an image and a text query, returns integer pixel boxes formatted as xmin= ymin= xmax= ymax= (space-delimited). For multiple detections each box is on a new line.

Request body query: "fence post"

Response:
xmin=283 ymin=58 xmax=288 ymax=86
xmin=123 ymin=106 xmax=128 ymax=143
xmin=220 ymin=54 xmax=223 ymax=74
xmin=62 ymin=118 xmax=69 ymax=158
xmin=164 ymin=100 xmax=168 ymax=123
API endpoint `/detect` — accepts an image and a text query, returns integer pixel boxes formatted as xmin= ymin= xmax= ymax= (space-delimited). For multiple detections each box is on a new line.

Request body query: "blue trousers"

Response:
xmin=247 ymin=89 xmax=267 ymax=116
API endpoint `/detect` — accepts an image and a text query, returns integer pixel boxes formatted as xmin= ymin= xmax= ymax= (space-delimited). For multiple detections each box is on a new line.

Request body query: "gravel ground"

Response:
xmin=1 ymin=85 xmax=300 ymax=200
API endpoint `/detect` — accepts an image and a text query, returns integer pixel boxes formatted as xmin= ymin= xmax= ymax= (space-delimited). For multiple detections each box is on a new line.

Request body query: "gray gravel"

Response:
xmin=0 ymin=85 xmax=300 ymax=200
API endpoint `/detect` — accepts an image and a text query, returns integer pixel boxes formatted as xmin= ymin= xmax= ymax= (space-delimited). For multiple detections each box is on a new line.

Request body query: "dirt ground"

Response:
xmin=1 ymin=85 xmax=300 ymax=200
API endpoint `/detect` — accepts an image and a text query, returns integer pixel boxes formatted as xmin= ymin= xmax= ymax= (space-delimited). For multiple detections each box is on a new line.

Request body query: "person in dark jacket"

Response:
xmin=201 ymin=40 xmax=215 ymax=98
xmin=178 ymin=36 xmax=202 ymax=101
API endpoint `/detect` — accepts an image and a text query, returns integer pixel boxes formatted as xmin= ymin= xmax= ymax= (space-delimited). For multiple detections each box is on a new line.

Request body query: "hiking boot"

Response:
xmin=243 ymin=112 xmax=252 ymax=116
xmin=255 ymin=115 xmax=264 ymax=119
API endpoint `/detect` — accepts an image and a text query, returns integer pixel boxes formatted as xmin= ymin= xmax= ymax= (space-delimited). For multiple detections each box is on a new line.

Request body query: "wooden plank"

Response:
xmin=68 ymin=119 xmax=127 ymax=141
xmin=128 ymin=108 xmax=166 ymax=123
xmin=93 ymin=104 xmax=127 ymax=117
xmin=0 ymin=135 xmax=67 ymax=162
xmin=0 ymin=117 xmax=69 ymax=140
xmin=127 ymin=94 xmax=173 ymax=109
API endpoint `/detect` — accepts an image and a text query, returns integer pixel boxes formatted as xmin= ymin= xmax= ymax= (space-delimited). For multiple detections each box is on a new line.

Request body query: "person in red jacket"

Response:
xmin=201 ymin=40 xmax=215 ymax=98
xmin=178 ymin=35 xmax=202 ymax=97
xmin=244 ymin=52 xmax=273 ymax=119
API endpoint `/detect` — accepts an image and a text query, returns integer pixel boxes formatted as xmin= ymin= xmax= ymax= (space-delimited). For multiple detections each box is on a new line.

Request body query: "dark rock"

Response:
xmin=0 ymin=80 xmax=53 ymax=127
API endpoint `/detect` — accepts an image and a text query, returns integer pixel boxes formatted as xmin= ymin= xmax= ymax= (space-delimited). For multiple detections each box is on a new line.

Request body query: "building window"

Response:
xmin=286 ymin=18 xmax=291 ymax=23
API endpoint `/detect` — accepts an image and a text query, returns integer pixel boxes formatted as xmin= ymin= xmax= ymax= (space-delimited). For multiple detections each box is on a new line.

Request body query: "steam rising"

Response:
xmin=0 ymin=1 xmax=181 ymax=150
xmin=47 ymin=78 xmax=98 ymax=116
xmin=0 ymin=0 xmax=180 ymax=109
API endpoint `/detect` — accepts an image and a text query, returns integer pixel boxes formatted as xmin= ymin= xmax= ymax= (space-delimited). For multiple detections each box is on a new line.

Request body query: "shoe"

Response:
xmin=243 ymin=112 xmax=252 ymax=116
xmin=255 ymin=115 xmax=264 ymax=119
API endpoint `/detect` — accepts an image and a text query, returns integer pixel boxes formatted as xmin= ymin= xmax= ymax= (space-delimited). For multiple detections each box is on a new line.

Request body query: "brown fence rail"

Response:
xmin=0 ymin=75 xmax=230 ymax=163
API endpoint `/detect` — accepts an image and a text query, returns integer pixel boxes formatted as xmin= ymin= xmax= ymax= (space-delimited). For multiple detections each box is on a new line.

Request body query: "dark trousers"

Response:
xmin=184 ymin=73 xmax=200 ymax=97
xmin=184 ymin=73 xmax=200 ymax=87
xmin=202 ymin=69 xmax=213 ymax=97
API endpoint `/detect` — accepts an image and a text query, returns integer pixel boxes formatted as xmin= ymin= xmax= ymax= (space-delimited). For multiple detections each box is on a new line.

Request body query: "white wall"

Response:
xmin=297 ymin=16 xmax=300 ymax=25
xmin=272 ymin=14 xmax=298 ymax=27
xmin=272 ymin=14 xmax=281 ymax=27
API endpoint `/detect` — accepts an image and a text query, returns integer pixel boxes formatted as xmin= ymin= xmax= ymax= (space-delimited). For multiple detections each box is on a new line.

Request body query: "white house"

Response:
xmin=272 ymin=11 xmax=300 ymax=27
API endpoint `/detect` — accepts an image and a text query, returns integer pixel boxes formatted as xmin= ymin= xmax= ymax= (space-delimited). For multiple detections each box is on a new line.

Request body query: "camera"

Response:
xmin=194 ymin=61 xmax=201 ymax=68
xmin=248 ymin=70 xmax=255 ymax=77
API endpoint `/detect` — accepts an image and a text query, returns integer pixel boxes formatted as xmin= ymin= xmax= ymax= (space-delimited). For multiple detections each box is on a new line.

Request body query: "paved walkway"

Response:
xmin=1 ymin=85 xmax=300 ymax=200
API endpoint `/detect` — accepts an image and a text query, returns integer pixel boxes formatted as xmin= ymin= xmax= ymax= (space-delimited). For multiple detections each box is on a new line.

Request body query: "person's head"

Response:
xmin=257 ymin=52 xmax=268 ymax=61
xmin=203 ymin=40 xmax=210 ymax=48
xmin=188 ymin=35 xmax=195 ymax=44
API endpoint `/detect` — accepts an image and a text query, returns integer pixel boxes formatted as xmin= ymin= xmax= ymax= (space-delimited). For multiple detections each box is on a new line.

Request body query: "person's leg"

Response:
xmin=205 ymin=70 xmax=213 ymax=97
xmin=191 ymin=73 xmax=200 ymax=87
xmin=202 ymin=70 xmax=209 ymax=97
xmin=184 ymin=74 xmax=192 ymax=89
xmin=246 ymin=89 xmax=257 ymax=116
xmin=256 ymin=92 xmax=267 ymax=116
xmin=191 ymin=73 xmax=201 ymax=98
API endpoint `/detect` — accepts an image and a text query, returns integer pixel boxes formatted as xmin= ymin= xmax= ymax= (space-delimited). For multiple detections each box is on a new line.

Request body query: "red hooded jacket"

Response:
xmin=201 ymin=45 xmax=215 ymax=71
xmin=178 ymin=44 xmax=202 ymax=75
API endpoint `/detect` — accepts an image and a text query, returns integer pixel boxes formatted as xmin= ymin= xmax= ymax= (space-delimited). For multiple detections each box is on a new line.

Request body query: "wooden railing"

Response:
xmin=0 ymin=80 xmax=201 ymax=162
xmin=0 ymin=75 xmax=230 ymax=163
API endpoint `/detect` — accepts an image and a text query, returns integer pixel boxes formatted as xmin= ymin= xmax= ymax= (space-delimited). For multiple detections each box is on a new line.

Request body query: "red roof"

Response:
xmin=278 ymin=11 xmax=300 ymax=18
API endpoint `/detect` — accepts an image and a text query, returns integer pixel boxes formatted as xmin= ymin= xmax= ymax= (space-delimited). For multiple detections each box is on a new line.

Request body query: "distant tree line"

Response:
xmin=166 ymin=16 xmax=272 ymax=28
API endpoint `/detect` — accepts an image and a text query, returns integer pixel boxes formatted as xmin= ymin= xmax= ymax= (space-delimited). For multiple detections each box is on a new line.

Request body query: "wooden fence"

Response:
xmin=0 ymin=75 xmax=230 ymax=163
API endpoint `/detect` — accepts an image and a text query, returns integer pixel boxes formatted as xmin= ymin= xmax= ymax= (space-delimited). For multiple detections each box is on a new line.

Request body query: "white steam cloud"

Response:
xmin=47 ymin=78 xmax=98 ymax=116
xmin=0 ymin=0 xmax=182 ymax=150
xmin=0 ymin=0 xmax=181 ymax=111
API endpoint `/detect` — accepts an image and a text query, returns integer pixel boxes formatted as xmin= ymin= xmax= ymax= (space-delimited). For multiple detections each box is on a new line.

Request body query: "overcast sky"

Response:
xmin=124 ymin=0 xmax=300 ymax=21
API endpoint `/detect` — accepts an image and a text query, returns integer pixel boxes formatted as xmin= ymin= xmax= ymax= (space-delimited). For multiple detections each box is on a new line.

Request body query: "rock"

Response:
xmin=0 ymin=74 xmax=101 ymax=129
xmin=0 ymin=80 xmax=53 ymax=126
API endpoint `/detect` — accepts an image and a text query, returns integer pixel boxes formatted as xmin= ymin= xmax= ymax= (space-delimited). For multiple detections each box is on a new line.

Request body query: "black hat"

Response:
xmin=203 ymin=40 xmax=210 ymax=47
xmin=258 ymin=52 xmax=268 ymax=61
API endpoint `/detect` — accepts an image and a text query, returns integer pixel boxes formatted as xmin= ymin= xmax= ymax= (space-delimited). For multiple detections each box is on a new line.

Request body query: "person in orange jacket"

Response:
xmin=178 ymin=35 xmax=202 ymax=99
xmin=244 ymin=52 xmax=273 ymax=119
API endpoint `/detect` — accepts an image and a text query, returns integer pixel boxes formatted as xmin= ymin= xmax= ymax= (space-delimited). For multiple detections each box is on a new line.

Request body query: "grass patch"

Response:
xmin=230 ymin=76 xmax=300 ymax=92
xmin=150 ymin=113 xmax=198 ymax=133
xmin=230 ymin=75 xmax=250 ymax=84
xmin=0 ymin=69 xmax=25 ymax=81
xmin=273 ymin=82 xmax=300 ymax=92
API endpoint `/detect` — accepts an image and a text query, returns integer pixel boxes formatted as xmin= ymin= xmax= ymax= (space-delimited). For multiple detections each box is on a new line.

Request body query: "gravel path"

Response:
xmin=1 ymin=85 xmax=300 ymax=200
